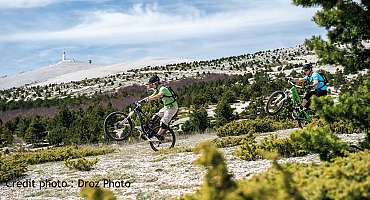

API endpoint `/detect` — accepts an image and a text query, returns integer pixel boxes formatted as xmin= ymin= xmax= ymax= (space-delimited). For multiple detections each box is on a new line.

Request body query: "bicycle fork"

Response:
xmin=274 ymin=92 xmax=288 ymax=107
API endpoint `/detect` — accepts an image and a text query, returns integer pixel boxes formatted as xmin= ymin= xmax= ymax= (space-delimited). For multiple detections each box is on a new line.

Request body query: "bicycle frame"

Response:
xmin=289 ymin=85 xmax=311 ymax=122
xmin=126 ymin=104 xmax=149 ymax=134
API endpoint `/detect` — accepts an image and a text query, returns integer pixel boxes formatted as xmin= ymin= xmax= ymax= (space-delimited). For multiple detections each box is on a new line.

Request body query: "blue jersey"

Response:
xmin=304 ymin=71 xmax=328 ymax=92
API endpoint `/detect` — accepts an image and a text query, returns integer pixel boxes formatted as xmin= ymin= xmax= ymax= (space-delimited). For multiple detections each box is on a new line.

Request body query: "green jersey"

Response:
xmin=151 ymin=86 xmax=178 ymax=108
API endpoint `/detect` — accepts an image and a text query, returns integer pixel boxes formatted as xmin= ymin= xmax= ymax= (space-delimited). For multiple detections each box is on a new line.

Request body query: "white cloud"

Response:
xmin=0 ymin=1 xmax=317 ymax=45
xmin=0 ymin=0 xmax=59 ymax=9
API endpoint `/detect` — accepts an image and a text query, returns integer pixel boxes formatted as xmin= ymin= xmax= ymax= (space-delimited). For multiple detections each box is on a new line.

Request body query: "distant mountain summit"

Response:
xmin=0 ymin=57 xmax=102 ymax=90
xmin=0 ymin=53 xmax=189 ymax=90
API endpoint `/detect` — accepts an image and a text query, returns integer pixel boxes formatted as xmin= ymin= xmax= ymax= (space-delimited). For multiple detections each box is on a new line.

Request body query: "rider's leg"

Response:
xmin=302 ymin=90 xmax=315 ymax=110
xmin=157 ymin=122 xmax=168 ymax=136
xmin=149 ymin=114 xmax=161 ymax=125
xmin=157 ymin=107 xmax=178 ymax=136
xmin=316 ymin=90 xmax=327 ymax=97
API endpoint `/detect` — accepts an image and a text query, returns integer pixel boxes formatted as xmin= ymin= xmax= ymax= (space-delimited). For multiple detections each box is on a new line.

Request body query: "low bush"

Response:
xmin=0 ymin=156 xmax=27 ymax=183
xmin=12 ymin=145 xmax=114 ymax=165
xmin=181 ymin=142 xmax=236 ymax=200
xmin=180 ymin=142 xmax=370 ymax=200
xmin=329 ymin=120 xmax=363 ymax=134
xmin=65 ymin=158 xmax=99 ymax=171
xmin=0 ymin=146 xmax=114 ymax=182
xmin=158 ymin=146 xmax=194 ymax=155
xmin=80 ymin=185 xmax=116 ymax=200
xmin=309 ymin=118 xmax=362 ymax=134
xmin=235 ymin=126 xmax=349 ymax=161
xmin=209 ymin=134 xmax=255 ymax=148
xmin=216 ymin=117 xmax=296 ymax=137
xmin=236 ymin=150 xmax=370 ymax=200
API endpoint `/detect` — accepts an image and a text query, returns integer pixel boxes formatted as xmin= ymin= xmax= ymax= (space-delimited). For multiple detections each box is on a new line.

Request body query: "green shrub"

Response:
xmin=330 ymin=119 xmax=363 ymax=134
xmin=180 ymin=141 xmax=370 ymax=200
xmin=209 ymin=135 xmax=255 ymax=148
xmin=158 ymin=146 xmax=194 ymax=155
xmin=0 ymin=146 xmax=113 ymax=182
xmin=237 ymin=150 xmax=370 ymax=200
xmin=216 ymin=117 xmax=296 ymax=137
xmin=0 ymin=127 xmax=13 ymax=147
xmin=0 ymin=157 xmax=27 ymax=183
xmin=309 ymin=118 xmax=362 ymax=134
xmin=65 ymin=158 xmax=98 ymax=171
xmin=80 ymin=185 xmax=116 ymax=200
xmin=181 ymin=142 xmax=237 ymax=200
xmin=182 ymin=108 xmax=209 ymax=134
xmin=312 ymin=78 xmax=370 ymax=146
xmin=234 ymin=140 xmax=263 ymax=161
xmin=235 ymin=126 xmax=349 ymax=161
xmin=12 ymin=145 xmax=114 ymax=165
xmin=215 ymin=99 xmax=235 ymax=127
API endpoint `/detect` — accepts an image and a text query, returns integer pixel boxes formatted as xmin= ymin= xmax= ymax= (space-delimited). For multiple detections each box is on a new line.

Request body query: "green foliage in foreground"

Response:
xmin=0 ymin=154 xmax=27 ymax=182
xmin=183 ymin=142 xmax=236 ymax=200
xmin=80 ymin=185 xmax=116 ymax=200
xmin=65 ymin=158 xmax=99 ymax=171
xmin=0 ymin=146 xmax=114 ymax=183
xmin=216 ymin=117 xmax=296 ymax=137
xmin=180 ymin=142 xmax=370 ymax=200
xmin=235 ymin=126 xmax=349 ymax=161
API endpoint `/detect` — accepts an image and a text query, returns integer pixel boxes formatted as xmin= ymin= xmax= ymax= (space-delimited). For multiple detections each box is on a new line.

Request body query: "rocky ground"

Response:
xmin=0 ymin=129 xmax=365 ymax=200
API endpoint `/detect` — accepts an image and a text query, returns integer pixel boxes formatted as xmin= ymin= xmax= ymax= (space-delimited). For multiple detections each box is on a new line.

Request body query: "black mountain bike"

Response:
xmin=103 ymin=99 xmax=176 ymax=151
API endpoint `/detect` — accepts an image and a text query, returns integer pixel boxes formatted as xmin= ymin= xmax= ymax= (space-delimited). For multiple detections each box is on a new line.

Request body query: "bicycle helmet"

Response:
xmin=148 ymin=75 xmax=160 ymax=84
xmin=302 ymin=63 xmax=313 ymax=71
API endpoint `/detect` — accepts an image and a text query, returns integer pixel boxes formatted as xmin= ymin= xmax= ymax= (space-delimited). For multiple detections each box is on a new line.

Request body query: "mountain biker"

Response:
xmin=292 ymin=63 xmax=328 ymax=110
xmin=141 ymin=75 xmax=178 ymax=141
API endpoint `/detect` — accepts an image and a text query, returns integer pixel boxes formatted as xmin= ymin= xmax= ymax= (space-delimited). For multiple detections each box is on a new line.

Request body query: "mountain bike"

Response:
xmin=103 ymin=99 xmax=176 ymax=151
xmin=265 ymin=80 xmax=311 ymax=127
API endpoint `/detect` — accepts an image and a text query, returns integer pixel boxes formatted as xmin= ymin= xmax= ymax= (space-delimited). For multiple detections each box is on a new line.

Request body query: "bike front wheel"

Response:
xmin=266 ymin=91 xmax=287 ymax=115
xmin=149 ymin=126 xmax=176 ymax=151
xmin=104 ymin=112 xmax=133 ymax=141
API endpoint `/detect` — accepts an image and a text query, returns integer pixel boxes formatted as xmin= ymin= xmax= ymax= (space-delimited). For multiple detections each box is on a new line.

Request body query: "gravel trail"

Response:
xmin=0 ymin=129 xmax=365 ymax=200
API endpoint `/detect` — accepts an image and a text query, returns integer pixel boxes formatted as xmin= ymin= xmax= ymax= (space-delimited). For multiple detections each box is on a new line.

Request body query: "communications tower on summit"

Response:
xmin=62 ymin=51 xmax=66 ymax=61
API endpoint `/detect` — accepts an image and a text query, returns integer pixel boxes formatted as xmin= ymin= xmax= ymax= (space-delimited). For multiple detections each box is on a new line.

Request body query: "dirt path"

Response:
xmin=0 ymin=130 xmax=364 ymax=200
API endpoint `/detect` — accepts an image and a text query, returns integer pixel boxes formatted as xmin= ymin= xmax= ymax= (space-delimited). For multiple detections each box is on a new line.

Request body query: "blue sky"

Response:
xmin=0 ymin=0 xmax=324 ymax=75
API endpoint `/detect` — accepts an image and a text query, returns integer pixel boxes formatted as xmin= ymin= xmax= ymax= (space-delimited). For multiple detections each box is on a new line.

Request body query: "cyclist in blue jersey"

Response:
xmin=293 ymin=63 xmax=328 ymax=110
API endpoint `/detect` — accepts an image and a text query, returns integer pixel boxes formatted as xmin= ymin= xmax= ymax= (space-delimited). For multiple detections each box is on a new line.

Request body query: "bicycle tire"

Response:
xmin=104 ymin=111 xmax=133 ymax=141
xmin=266 ymin=91 xmax=287 ymax=115
xmin=149 ymin=126 xmax=176 ymax=151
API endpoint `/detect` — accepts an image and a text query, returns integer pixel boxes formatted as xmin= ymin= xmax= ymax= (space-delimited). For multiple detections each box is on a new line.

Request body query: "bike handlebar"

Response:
xmin=135 ymin=98 xmax=148 ymax=106
xmin=288 ymin=79 xmax=303 ymax=89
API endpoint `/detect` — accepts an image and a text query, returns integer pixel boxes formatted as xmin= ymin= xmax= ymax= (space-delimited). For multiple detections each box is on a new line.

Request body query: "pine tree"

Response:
xmin=293 ymin=0 xmax=370 ymax=72
xmin=312 ymin=78 xmax=370 ymax=147
xmin=215 ymin=99 xmax=234 ymax=126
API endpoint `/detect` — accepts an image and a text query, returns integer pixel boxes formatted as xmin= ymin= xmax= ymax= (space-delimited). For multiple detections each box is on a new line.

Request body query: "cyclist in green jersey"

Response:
xmin=141 ymin=75 xmax=178 ymax=140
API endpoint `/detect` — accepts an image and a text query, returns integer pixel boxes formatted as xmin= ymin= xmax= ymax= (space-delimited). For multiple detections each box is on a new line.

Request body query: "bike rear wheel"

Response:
xmin=104 ymin=112 xmax=133 ymax=141
xmin=149 ymin=126 xmax=176 ymax=151
xmin=266 ymin=91 xmax=287 ymax=115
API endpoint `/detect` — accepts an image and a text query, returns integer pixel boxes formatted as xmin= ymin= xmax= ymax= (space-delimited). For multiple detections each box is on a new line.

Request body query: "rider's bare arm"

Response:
xmin=148 ymin=92 xmax=164 ymax=101
xmin=291 ymin=78 xmax=305 ymax=85
xmin=311 ymin=80 xmax=319 ymax=89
